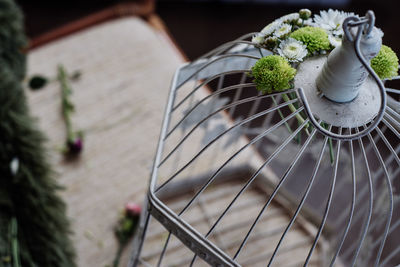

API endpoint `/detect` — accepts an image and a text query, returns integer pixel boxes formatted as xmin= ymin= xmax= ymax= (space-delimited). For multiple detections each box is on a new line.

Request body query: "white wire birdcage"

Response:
xmin=128 ymin=10 xmax=400 ymax=267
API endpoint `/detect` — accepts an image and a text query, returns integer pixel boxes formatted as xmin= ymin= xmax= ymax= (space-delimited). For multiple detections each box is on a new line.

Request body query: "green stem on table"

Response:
xmin=57 ymin=65 xmax=75 ymax=141
xmin=10 ymin=218 xmax=20 ymax=267
xmin=282 ymin=93 xmax=310 ymax=136
xmin=112 ymin=244 xmax=124 ymax=267
xmin=271 ymin=96 xmax=293 ymax=134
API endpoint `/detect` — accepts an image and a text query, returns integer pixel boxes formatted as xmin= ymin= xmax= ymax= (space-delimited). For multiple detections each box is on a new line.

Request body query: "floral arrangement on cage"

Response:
xmin=249 ymin=9 xmax=399 ymax=163
xmin=250 ymin=9 xmax=399 ymax=93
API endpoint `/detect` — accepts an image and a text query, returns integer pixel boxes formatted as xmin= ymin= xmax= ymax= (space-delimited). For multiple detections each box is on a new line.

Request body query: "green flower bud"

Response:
xmin=264 ymin=36 xmax=278 ymax=50
xmin=290 ymin=26 xmax=331 ymax=54
xmin=251 ymin=55 xmax=296 ymax=94
xmin=299 ymin=9 xmax=312 ymax=20
xmin=371 ymin=45 xmax=399 ymax=79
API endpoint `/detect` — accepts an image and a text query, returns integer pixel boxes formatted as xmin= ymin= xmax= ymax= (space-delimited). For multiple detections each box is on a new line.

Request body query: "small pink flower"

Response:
xmin=125 ymin=202 xmax=141 ymax=217
xmin=67 ymin=138 xmax=83 ymax=154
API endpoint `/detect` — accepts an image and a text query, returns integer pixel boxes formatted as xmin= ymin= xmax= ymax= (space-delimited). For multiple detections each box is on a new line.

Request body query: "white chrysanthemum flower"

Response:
xmin=274 ymin=23 xmax=292 ymax=38
xmin=328 ymin=34 xmax=342 ymax=47
xmin=296 ymin=18 xmax=314 ymax=27
xmin=261 ymin=20 xmax=282 ymax=36
xmin=279 ymin=13 xmax=300 ymax=22
xmin=313 ymin=9 xmax=355 ymax=36
xmin=277 ymin=38 xmax=308 ymax=62
xmin=252 ymin=33 xmax=265 ymax=45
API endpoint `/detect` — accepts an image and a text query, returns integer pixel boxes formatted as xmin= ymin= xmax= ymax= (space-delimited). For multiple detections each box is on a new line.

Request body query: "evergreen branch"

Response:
xmin=0 ymin=1 xmax=77 ymax=266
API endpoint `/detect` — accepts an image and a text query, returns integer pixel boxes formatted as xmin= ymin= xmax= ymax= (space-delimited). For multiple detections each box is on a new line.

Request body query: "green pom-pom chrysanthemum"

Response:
xmin=290 ymin=26 xmax=330 ymax=54
xmin=371 ymin=45 xmax=399 ymax=79
xmin=251 ymin=55 xmax=296 ymax=94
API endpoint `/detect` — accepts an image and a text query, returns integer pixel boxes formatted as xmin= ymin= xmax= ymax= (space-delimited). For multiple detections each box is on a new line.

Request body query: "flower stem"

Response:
xmin=271 ymin=96 xmax=293 ymax=134
xmin=282 ymin=93 xmax=310 ymax=136
xmin=57 ymin=65 xmax=75 ymax=142
xmin=112 ymin=244 xmax=124 ymax=267
xmin=328 ymin=137 xmax=334 ymax=165
xmin=258 ymin=47 xmax=264 ymax=58
xmin=321 ymin=122 xmax=334 ymax=165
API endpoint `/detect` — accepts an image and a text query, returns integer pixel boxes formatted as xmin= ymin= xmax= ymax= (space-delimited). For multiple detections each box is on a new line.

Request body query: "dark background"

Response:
xmin=17 ymin=0 xmax=400 ymax=61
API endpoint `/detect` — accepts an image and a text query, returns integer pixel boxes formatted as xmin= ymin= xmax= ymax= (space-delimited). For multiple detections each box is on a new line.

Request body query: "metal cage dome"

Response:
xmin=129 ymin=10 xmax=400 ymax=267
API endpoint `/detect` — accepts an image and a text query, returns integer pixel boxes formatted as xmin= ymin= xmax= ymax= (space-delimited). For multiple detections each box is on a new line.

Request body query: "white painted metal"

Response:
xmin=316 ymin=26 xmax=382 ymax=103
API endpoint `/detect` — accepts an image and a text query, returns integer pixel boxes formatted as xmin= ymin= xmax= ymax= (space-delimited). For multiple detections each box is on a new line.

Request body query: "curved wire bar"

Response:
xmin=176 ymin=54 xmax=260 ymax=91
xmin=178 ymin=108 xmax=304 ymax=216
xmin=375 ymin=127 xmax=400 ymax=171
xmin=358 ymin=125 xmax=400 ymax=255
xmin=381 ymin=245 xmax=400 ymax=266
xmin=209 ymin=40 xmax=256 ymax=56
xmin=304 ymin=127 xmax=341 ymax=266
xmin=372 ymin=219 xmax=400 ymax=252
xmin=296 ymin=14 xmax=387 ymax=141
xmin=386 ymin=106 xmax=400 ymax=121
xmin=167 ymin=82 xmax=254 ymax=138
xmin=128 ymin=205 xmax=152 ymax=267
xmin=189 ymin=120 xmax=314 ymax=266
xmin=366 ymin=129 xmax=394 ymax=267
xmin=340 ymin=119 xmax=400 ymax=258
xmin=334 ymin=124 xmax=392 ymax=229
xmin=329 ymin=129 xmax=356 ymax=266
xmin=172 ymin=69 xmax=250 ymax=112
xmin=384 ymin=113 xmax=400 ymax=134
xmin=191 ymin=33 xmax=257 ymax=62
xmin=228 ymin=72 xmax=249 ymax=118
xmin=384 ymin=75 xmax=400 ymax=81
xmin=348 ymin=128 xmax=374 ymax=266
xmin=160 ymin=89 xmax=295 ymax=166
xmin=382 ymin=118 xmax=400 ymax=145
xmin=363 ymin=125 xmax=400 ymax=248
xmin=157 ymin=91 xmax=297 ymax=171
xmin=232 ymin=122 xmax=317 ymax=261
xmin=186 ymin=119 xmax=311 ymax=266
xmin=156 ymin=231 xmax=171 ymax=267
xmin=385 ymin=87 xmax=400 ymax=94
xmin=267 ymin=129 xmax=330 ymax=267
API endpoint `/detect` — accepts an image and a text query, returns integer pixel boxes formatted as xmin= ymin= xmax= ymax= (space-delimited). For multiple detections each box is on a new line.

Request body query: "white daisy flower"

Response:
xmin=277 ymin=38 xmax=308 ymax=62
xmin=252 ymin=33 xmax=265 ymax=45
xmin=313 ymin=9 xmax=355 ymax=36
xmin=261 ymin=20 xmax=282 ymax=36
xmin=328 ymin=34 xmax=342 ymax=47
xmin=297 ymin=18 xmax=314 ymax=27
xmin=274 ymin=23 xmax=292 ymax=38
xmin=279 ymin=13 xmax=300 ymax=23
